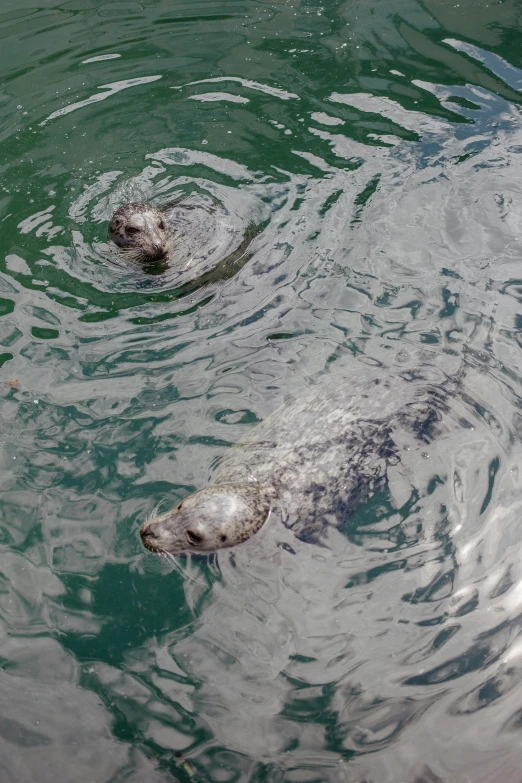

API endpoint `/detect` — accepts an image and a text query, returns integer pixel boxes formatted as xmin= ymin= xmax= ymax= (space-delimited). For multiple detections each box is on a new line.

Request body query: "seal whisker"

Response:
xmin=120 ymin=248 xmax=148 ymax=263
xmin=144 ymin=503 xmax=164 ymax=527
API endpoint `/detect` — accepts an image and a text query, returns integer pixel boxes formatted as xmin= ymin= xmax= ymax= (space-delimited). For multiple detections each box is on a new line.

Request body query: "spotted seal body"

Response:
xmin=108 ymin=197 xmax=258 ymax=285
xmin=141 ymin=368 xmax=452 ymax=556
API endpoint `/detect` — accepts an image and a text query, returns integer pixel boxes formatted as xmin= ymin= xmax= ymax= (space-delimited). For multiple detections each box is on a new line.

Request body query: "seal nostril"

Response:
xmin=143 ymin=527 xmax=158 ymax=539
xmin=150 ymin=244 xmax=166 ymax=260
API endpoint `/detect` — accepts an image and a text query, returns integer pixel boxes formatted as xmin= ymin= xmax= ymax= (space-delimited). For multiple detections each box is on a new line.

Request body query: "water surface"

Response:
xmin=2 ymin=0 xmax=522 ymax=780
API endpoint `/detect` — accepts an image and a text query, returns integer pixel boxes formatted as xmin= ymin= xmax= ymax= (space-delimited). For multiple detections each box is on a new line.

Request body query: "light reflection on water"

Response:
xmin=1 ymin=0 xmax=522 ymax=780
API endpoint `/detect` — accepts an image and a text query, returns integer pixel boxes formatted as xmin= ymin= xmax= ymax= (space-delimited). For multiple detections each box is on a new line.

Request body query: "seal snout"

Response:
xmin=150 ymin=242 xmax=166 ymax=260
xmin=140 ymin=521 xmax=161 ymax=552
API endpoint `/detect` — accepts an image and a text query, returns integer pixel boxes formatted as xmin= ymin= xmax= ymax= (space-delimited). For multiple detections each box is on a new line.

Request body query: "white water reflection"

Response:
xmin=172 ymin=76 xmax=300 ymax=101
xmin=329 ymin=92 xmax=453 ymax=136
xmin=188 ymin=92 xmax=250 ymax=103
xmin=444 ymin=38 xmax=522 ymax=90
xmin=40 ymin=75 xmax=162 ymax=126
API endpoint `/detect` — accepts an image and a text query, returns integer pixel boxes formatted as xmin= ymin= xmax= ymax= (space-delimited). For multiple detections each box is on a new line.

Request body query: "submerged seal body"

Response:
xmin=141 ymin=368 xmax=454 ymax=556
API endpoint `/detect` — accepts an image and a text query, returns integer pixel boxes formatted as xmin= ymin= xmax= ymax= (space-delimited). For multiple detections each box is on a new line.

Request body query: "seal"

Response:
xmin=108 ymin=202 xmax=168 ymax=262
xmin=141 ymin=366 xmax=455 ymax=557
xmin=108 ymin=196 xmax=258 ymax=285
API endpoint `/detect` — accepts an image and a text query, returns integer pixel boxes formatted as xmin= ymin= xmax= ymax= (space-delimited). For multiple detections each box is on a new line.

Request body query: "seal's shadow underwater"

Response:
xmin=140 ymin=364 xmax=490 ymax=558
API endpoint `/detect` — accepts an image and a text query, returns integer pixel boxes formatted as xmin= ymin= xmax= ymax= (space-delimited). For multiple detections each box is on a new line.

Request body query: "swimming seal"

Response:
xmin=109 ymin=202 xmax=168 ymax=262
xmin=108 ymin=197 xmax=258 ymax=285
xmin=141 ymin=367 xmax=456 ymax=556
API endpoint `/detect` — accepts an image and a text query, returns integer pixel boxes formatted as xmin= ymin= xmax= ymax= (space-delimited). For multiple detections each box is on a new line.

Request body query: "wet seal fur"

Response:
xmin=109 ymin=202 xmax=168 ymax=262
xmin=141 ymin=366 xmax=456 ymax=557
xmin=108 ymin=198 xmax=258 ymax=285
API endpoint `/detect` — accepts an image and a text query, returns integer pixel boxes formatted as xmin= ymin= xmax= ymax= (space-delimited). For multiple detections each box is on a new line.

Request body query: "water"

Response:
xmin=2 ymin=0 xmax=522 ymax=780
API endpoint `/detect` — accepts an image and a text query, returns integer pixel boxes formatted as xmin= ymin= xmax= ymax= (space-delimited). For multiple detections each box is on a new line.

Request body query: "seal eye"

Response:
xmin=186 ymin=529 xmax=203 ymax=545
xmin=158 ymin=220 xmax=166 ymax=231
xmin=126 ymin=226 xmax=140 ymax=235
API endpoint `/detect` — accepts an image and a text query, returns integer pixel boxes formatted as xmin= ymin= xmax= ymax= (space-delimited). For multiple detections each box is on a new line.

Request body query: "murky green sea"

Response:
xmin=3 ymin=0 xmax=522 ymax=780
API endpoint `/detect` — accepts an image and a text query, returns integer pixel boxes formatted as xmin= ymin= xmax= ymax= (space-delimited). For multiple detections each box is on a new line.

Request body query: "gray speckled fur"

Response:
xmin=108 ymin=202 xmax=167 ymax=261
xmin=141 ymin=366 xmax=455 ymax=556
xmin=215 ymin=368 xmax=449 ymax=540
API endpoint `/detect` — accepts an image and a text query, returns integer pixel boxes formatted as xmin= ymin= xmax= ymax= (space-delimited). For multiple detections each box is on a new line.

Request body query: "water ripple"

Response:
xmin=2 ymin=0 xmax=522 ymax=779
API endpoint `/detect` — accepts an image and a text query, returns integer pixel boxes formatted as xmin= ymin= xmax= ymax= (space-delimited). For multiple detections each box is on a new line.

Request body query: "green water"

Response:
xmin=2 ymin=0 xmax=522 ymax=780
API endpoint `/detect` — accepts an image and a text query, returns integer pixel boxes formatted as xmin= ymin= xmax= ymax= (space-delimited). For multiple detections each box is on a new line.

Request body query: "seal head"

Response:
xmin=108 ymin=202 xmax=168 ymax=261
xmin=140 ymin=483 xmax=274 ymax=556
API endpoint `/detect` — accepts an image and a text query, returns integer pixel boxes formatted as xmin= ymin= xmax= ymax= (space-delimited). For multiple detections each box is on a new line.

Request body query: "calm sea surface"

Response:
xmin=2 ymin=1 xmax=522 ymax=781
